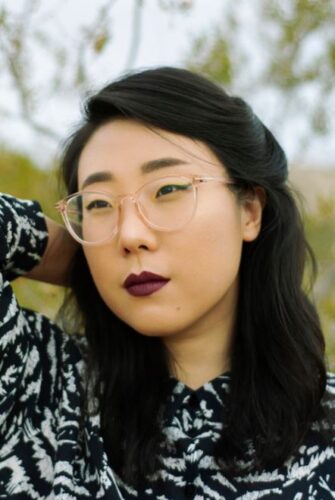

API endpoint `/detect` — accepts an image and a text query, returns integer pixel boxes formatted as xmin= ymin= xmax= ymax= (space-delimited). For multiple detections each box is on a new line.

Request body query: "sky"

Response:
xmin=0 ymin=0 xmax=334 ymax=170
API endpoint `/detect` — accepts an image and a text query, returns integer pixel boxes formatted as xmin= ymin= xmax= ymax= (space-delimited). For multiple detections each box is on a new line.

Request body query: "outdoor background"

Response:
xmin=0 ymin=0 xmax=334 ymax=368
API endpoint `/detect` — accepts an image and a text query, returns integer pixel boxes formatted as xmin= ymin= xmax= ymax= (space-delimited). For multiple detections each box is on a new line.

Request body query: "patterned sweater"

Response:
xmin=0 ymin=194 xmax=334 ymax=499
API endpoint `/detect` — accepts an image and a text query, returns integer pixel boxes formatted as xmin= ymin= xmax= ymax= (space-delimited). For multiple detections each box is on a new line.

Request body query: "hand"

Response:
xmin=26 ymin=217 xmax=79 ymax=287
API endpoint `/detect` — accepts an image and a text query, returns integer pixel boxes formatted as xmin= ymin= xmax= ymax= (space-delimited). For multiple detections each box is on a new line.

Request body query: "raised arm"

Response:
xmin=0 ymin=194 xmax=48 ymax=280
xmin=26 ymin=216 xmax=78 ymax=286
xmin=0 ymin=194 xmax=49 ymax=427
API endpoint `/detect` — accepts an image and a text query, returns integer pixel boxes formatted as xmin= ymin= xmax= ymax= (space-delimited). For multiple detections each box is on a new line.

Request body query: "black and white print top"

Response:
xmin=0 ymin=193 xmax=334 ymax=499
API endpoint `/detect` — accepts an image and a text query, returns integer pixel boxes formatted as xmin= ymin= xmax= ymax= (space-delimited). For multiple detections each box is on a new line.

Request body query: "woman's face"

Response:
xmin=77 ymin=119 xmax=263 ymax=338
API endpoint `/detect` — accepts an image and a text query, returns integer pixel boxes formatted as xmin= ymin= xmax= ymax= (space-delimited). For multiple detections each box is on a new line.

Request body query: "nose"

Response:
xmin=116 ymin=196 xmax=158 ymax=254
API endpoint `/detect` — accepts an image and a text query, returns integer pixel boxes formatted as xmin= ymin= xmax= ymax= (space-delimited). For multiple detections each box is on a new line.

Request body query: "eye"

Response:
xmin=155 ymin=184 xmax=190 ymax=198
xmin=85 ymin=199 xmax=113 ymax=210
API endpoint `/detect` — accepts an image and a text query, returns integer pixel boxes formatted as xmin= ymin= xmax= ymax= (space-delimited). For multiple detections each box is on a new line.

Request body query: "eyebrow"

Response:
xmin=81 ymin=157 xmax=190 ymax=189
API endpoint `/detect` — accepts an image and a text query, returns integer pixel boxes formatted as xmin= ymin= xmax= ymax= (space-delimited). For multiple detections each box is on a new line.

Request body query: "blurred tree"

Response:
xmin=1 ymin=0 xmax=333 ymax=162
xmin=0 ymin=148 xmax=60 ymax=214
xmin=0 ymin=0 xmax=194 ymax=146
xmin=186 ymin=0 xmax=335 ymax=157
xmin=304 ymin=195 xmax=335 ymax=370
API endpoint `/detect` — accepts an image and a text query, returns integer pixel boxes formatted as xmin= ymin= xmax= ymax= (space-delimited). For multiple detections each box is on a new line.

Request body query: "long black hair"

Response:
xmin=59 ymin=66 xmax=331 ymax=484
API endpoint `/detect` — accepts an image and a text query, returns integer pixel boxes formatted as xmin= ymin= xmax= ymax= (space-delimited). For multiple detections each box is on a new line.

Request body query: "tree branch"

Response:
xmin=124 ymin=0 xmax=144 ymax=70
xmin=0 ymin=107 xmax=60 ymax=142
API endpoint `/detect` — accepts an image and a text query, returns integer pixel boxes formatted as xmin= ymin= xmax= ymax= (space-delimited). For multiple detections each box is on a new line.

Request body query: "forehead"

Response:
xmin=77 ymin=119 xmax=225 ymax=188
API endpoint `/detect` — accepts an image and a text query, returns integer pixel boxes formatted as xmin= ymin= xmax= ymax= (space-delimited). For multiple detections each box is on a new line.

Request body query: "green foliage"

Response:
xmin=304 ymin=194 xmax=335 ymax=369
xmin=93 ymin=31 xmax=109 ymax=53
xmin=188 ymin=31 xmax=233 ymax=86
xmin=262 ymin=0 xmax=335 ymax=91
xmin=0 ymin=148 xmax=64 ymax=319
xmin=0 ymin=147 xmax=61 ymax=217
xmin=13 ymin=278 xmax=65 ymax=321
xmin=185 ymin=0 xmax=335 ymax=141
xmin=329 ymin=41 xmax=335 ymax=72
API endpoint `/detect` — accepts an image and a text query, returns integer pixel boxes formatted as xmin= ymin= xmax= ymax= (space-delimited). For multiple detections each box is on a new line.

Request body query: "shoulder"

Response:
xmin=313 ymin=371 xmax=335 ymax=440
xmin=326 ymin=371 xmax=335 ymax=388
xmin=0 ymin=194 xmax=47 ymax=279
xmin=324 ymin=371 xmax=335 ymax=410
xmin=68 ymin=331 xmax=89 ymax=362
xmin=324 ymin=371 xmax=335 ymax=407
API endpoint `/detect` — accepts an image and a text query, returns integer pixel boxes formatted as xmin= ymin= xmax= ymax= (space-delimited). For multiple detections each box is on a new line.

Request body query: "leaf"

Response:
xmin=187 ymin=32 xmax=233 ymax=86
xmin=93 ymin=32 xmax=109 ymax=53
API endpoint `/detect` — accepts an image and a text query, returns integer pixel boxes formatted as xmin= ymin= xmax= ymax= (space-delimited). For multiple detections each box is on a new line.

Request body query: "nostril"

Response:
xmin=123 ymin=244 xmax=149 ymax=256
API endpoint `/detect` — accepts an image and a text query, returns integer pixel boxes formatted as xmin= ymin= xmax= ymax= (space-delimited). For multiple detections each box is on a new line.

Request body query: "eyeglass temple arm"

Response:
xmin=55 ymin=200 xmax=66 ymax=213
xmin=193 ymin=176 xmax=236 ymax=185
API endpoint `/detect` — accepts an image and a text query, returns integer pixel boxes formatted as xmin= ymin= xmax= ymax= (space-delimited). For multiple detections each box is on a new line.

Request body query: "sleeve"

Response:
xmin=0 ymin=194 xmax=48 ymax=428
xmin=0 ymin=193 xmax=48 ymax=281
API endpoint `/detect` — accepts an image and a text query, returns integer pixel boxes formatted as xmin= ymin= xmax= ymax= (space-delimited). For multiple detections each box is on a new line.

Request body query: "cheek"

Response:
xmin=182 ymin=206 xmax=244 ymax=289
xmin=83 ymin=247 xmax=118 ymax=297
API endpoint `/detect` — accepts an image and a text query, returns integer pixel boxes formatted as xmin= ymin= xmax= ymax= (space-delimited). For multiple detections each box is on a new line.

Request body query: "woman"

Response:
xmin=0 ymin=67 xmax=334 ymax=499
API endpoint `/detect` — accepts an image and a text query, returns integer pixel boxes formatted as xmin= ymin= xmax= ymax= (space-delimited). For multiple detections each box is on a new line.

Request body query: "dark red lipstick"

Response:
xmin=123 ymin=271 xmax=170 ymax=297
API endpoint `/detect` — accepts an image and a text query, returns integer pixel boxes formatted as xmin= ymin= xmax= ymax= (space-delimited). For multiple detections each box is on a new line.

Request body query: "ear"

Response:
xmin=241 ymin=186 xmax=266 ymax=242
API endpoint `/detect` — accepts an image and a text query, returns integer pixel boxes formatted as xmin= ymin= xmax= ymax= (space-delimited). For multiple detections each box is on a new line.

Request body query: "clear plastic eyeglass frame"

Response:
xmin=56 ymin=175 xmax=237 ymax=246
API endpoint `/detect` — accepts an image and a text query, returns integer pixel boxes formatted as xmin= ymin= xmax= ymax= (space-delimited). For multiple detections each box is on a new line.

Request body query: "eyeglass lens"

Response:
xmin=65 ymin=176 xmax=196 ymax=243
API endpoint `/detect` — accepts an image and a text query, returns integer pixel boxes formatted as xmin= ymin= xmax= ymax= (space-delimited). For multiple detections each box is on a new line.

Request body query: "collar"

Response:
xmin=164 ymin=372 xmax=231 ymax=423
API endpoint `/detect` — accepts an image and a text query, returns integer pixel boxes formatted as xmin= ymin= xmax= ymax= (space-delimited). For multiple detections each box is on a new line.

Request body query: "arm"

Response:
xmin=0 ymin=194 xmax=49 ymax=427
xmin=26 ymin=216 xmax=78 ymax=286
xmin=0 ymin=194 xmax=48 ymax=279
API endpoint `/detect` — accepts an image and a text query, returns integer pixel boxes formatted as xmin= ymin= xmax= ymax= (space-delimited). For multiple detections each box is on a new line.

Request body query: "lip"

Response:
xmin=126 ymin=280 xmax=169 ymax=297
xmin=123 ymin=271 xmax=169 ymax=288
xmin=123 ymin=271 xmax=170 ymax=297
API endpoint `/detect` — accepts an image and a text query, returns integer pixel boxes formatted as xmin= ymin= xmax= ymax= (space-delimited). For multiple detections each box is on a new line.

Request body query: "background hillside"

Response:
xmin=289 ymin=168 xmax=335 ymax=214
xmin=1 ymin=149 xmax=334 ymax=369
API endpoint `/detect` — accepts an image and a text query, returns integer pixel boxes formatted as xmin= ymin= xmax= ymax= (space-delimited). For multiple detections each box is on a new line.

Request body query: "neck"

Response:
xmin=167 ymin=334 xmax=232 ymax=390
xmin=163 ymin=286 xmax=237 ymax=391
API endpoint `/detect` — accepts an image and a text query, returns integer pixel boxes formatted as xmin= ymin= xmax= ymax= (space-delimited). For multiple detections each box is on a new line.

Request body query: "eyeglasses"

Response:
xmin=56 ymin=175 xmax=237 ymax=246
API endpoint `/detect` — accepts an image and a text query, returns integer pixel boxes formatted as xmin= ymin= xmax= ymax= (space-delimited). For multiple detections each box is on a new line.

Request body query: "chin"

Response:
xmin=130 ymin=320 xmax=191 ymax=339
xmin=109 ymin=305 xmax=192 ymax=337
xmin=130 ymin=325 xmax=175 ymax=337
